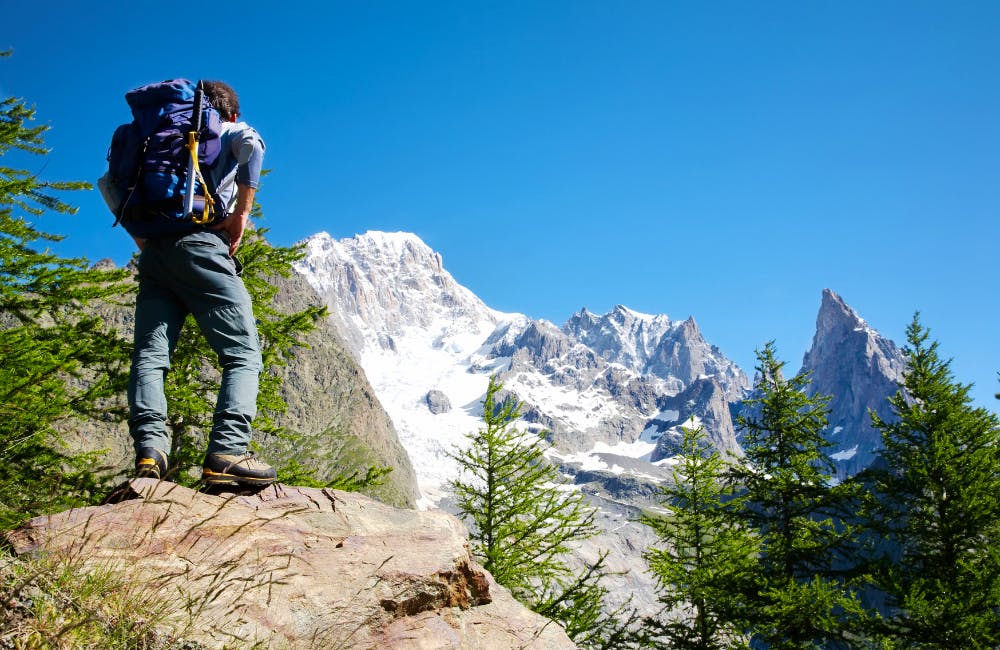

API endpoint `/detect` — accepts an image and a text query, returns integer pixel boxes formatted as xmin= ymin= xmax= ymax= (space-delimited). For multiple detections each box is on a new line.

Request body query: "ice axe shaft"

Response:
xmin=183 ymin=83 xmax=205 ymax=217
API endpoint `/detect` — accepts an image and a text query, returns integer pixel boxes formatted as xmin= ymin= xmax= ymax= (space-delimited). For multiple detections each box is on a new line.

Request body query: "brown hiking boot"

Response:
xmin=202 ymin=451 xmax=276 ymax=486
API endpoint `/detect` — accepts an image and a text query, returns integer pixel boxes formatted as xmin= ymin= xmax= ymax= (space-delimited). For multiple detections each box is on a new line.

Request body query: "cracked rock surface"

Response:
xmin=8 ymin=480 xmax=575 ymax=649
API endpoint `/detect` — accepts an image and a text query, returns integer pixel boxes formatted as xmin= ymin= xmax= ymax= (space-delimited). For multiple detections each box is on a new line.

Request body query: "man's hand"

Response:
xmin=212 ymin=211 xmax=249 ymax=256
xmin=212 ymin=184 xmax=256 ymax=255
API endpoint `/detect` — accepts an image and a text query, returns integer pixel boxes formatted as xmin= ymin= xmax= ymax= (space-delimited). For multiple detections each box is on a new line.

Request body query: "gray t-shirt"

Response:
xmin=209 ymin=120 xmax=265 ymax=213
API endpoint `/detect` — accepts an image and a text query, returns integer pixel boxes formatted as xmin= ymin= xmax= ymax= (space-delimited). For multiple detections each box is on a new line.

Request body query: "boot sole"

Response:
xmin=201 ymin=468 xmax=276 ymax=486
xmin=135 ymin=458 xmax=163 ymax=480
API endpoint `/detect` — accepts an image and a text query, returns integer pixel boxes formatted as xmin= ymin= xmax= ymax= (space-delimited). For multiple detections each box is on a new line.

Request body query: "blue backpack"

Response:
xmin=106 ymin=79 xmax=225 ymax=238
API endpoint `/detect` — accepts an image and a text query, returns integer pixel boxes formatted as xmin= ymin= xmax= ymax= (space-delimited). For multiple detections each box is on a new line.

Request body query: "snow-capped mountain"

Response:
xmin=296 ymin=231 xmax=515 ymax=508
xmin=296 ymin=230 xmax=501 ymax=354
xmin=295 ymin=231 xmax=749 ymax=509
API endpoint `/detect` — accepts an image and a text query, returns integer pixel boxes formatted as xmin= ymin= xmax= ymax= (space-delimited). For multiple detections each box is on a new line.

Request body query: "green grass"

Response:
xmin=0 ymin=551 xmax=192 ymax=649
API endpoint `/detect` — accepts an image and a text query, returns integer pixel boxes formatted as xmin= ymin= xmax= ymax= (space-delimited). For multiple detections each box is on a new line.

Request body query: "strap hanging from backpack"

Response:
xmin=184 ymin=81 xmax=216 ymax=225
xmin=186 ymin=130 xmax=216 ymax=225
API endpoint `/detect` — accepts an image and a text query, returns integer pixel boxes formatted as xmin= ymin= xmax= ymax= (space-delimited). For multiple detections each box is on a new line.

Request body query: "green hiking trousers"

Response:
xmin=128 ymin=229 xmax=262 ymax=458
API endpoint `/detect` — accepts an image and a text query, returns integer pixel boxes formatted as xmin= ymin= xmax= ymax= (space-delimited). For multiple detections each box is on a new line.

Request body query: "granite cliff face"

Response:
xmin=730 ymin=289 xmax=906 ymax=479
xmin=649 ymin=377 xmax=742 ymax=462
xmin=799 ymin=289 xmax=906 ymax=478
xmin=7 ymin=480 xmax=575 ymax=649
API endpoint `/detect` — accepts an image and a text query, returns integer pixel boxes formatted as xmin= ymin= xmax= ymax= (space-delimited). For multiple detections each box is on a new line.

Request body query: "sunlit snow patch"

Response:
xmin=831 ymin=445 xmax=859 ymax=462
xmin=545 ymin=435 xmax=674 ymax=483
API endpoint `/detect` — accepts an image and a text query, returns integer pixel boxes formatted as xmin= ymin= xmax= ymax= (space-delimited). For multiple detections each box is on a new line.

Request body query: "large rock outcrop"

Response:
xmin=7 ymin=480 xmax=576 ymax=649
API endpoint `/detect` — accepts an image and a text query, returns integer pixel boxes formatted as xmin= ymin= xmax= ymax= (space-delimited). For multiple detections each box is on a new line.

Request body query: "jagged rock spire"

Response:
xmin=800 ymin=289 xmax=906 ymax=478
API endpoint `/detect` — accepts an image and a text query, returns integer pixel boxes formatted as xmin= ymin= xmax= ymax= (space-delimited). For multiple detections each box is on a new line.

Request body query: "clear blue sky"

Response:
xmin=3 ymin=1 xmax=997 ymax=407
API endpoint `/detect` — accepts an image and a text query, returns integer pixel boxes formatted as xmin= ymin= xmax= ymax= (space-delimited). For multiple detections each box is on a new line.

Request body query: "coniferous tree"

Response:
xmin=728 ymin=342 xmax=861 ymax=649
xmin=861 ymin=315 xmax=1000 ymax=648
xmin=449 ymin=375 xmax=642 ymax=649
xmin=642 ymin=423 xmax=756 ymax=650
xmin=0 ymin=56 xmax=133 ymax=526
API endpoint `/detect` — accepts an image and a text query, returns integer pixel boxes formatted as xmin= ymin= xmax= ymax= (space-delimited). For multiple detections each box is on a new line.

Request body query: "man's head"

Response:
xmin=202 ymin=80 xmax=240 ymax=122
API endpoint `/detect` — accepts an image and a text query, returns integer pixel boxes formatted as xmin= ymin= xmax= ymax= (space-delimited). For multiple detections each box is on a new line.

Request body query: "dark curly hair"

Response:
xmin=201 ymin=80 xmax=240 ymax=121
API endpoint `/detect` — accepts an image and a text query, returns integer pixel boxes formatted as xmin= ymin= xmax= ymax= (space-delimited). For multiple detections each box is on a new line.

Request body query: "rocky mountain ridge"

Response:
xmin=293 ymin=230 xmax=909 ymax=617
xmin=295 ymin=231 xmax=751 ymax=505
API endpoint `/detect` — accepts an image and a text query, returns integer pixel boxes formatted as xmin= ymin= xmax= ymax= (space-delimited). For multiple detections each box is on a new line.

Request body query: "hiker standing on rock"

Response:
xmin=99 ymin=79 xmax=276 ymax=486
